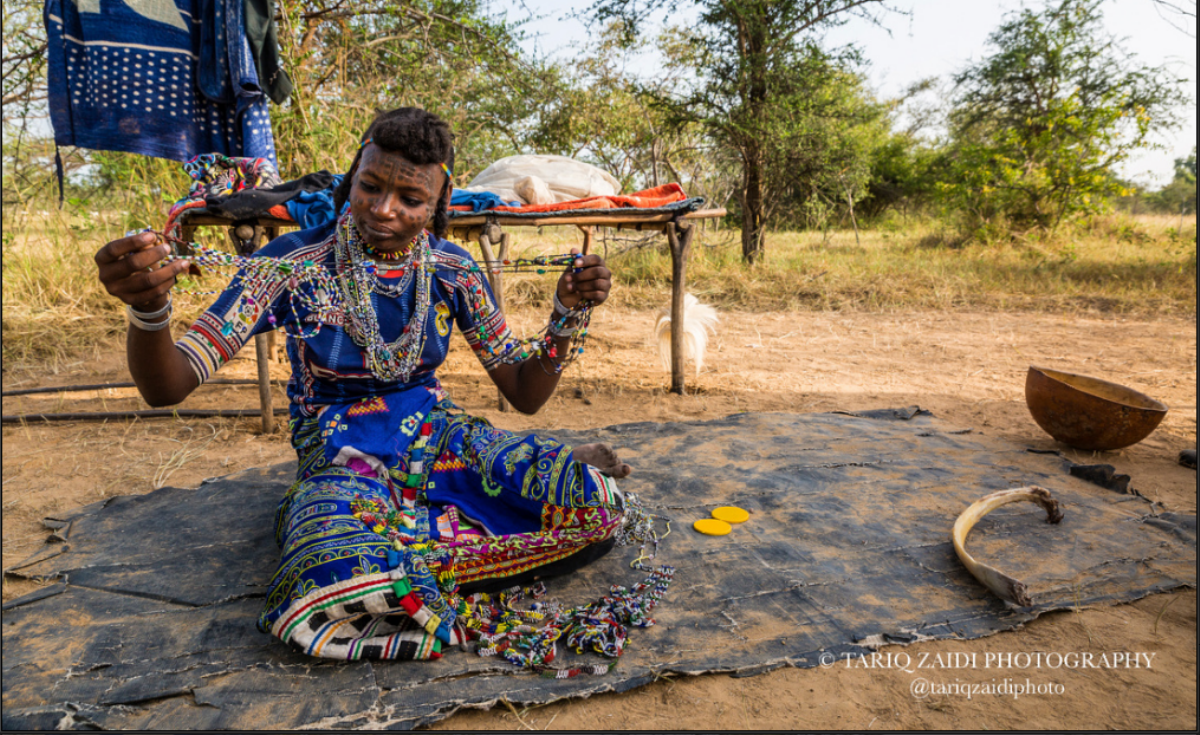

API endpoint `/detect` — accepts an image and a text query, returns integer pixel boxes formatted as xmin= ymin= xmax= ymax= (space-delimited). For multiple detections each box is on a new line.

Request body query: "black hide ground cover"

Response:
xmin=2 ymin=409 xmax=1195 ymax=730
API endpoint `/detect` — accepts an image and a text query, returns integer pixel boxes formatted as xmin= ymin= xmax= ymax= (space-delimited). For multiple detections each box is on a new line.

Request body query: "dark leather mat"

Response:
xmin=3 ymin=409 xmax=1193 ymax=729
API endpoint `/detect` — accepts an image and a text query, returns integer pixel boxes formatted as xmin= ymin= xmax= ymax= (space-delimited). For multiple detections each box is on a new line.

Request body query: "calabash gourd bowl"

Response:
xmin=1025 ymin=366 xmax=1168 ymax=451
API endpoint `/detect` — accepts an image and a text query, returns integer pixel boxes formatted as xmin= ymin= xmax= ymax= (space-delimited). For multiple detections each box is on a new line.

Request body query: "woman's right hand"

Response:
xmin=94 ymin=231 xmax=190 ymax=310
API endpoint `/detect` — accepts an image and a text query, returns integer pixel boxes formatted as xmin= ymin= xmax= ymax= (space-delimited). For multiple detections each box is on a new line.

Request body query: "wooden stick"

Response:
xmin=478 ymin=227 xmax=510 ymax=412
xmin=179 ymin=224 xmax=197 ymax=256
xmin=664 ymin=221 xmax=694 ymax=394
xmin=265 ymin=226 xmax=283 ymax=364
xmin=579 ymin=225 xmax=593 ymax=255
xmin=254 ymin=334 xmax=275 ymax=433
xmin=2 ymin=409 xmax=291 ymax=424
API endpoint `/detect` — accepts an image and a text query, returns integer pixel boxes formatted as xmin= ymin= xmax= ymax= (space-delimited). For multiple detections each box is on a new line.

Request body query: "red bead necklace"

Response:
xmin=362 ymin=234 xmax=419 ymax=261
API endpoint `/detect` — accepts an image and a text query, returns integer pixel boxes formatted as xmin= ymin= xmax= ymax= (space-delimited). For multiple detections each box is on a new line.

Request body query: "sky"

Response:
xmin=505 ymin=0 xmax=1197 ymax=188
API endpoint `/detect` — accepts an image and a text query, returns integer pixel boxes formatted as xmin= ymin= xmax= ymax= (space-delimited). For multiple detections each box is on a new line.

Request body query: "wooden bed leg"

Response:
xmin=178 ymin=225 xmax=196 ymax=255
xmin=229 ymin=223 xmax=275 ymax=433
xmin=479 ymin=225 xmax=510 ymax=412
xmin=264 ymin=227 xmax=283 ymax=363
xmin=579 ymin=225 xmax=593 ymax=255
xmin=665 ymin=221 xmax=694 ymax=395
xmin=254 ymin=334 xmax=275 ymax=434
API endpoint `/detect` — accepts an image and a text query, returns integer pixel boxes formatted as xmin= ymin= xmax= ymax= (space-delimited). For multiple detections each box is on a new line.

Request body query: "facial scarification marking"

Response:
xmin=374 ymin=151 xmax=436 ymax=198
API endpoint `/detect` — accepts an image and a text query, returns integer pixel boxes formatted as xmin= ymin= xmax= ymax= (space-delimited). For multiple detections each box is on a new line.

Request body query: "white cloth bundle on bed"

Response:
xmin=462 ymin=155 xmax=621 ymax=205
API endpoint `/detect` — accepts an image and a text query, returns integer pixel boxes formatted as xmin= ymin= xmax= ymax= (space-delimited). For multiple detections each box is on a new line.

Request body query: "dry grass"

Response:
xmin=445 ymin=212 xmax=1195 ymax=316
xmin=3 ymin=202 xmax=1194 ymax=375
xmin=151 ymin=425 xmax=223 ymax=489
xmin=599 ymin=213 xmax=1197 ymax=314
xmin=2 ymin=203 xmax=238 ymax=373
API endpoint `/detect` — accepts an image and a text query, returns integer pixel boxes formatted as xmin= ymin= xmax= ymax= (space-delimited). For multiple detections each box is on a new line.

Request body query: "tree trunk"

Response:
xmin=737 ymin=9 xmax=769 ymax=264
xmin=845 ymin=185 xmax=861 ymax=247
xmin=742 ymin=147 xmax=765 ymax=263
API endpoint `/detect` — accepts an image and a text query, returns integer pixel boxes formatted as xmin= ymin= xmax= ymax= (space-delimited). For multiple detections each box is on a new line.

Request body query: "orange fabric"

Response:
xmin=448 ymin=183 xmax=686 ymax=214
xmin=163 ymin=201 xmax=294 ymax=239
xmin=162 ymin=199 xmax=209 ymax=238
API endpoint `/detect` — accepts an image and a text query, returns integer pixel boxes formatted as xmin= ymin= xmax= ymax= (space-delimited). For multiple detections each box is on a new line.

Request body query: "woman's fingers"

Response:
xmin=577 ymin=278 xmax=611 ymax=304
xmin=95 ymin=231 xmax=157 ymax=266
xmin=558 ymin=249 xmax=613 ymax=307
xmin=95 ymin=230 xmax=188 ymax=305
xmin=110 ymin=260 xmax=187 ymax=303
xmin=128 ymin=271 xmax=178 ymax=305
xmin=96 ymin=231 xmax=162 ymax=288
xmin=97 ymin=243 xmax=172 ymax=284
xmin=561 ymin=252 xmax=611 ymax=292
xmin=97 ymin=248 xmax=170 ymax=292
xmin=569 ymin=260 xmax=612 ymax=302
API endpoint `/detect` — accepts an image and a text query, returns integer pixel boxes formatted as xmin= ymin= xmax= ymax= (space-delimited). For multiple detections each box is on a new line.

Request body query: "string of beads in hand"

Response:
xmin=151 ymin=230 xmax=595 ymax=373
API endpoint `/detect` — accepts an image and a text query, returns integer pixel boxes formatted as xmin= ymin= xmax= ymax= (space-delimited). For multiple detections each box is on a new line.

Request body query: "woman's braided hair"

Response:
xmin=333 ymin=107 xmax=455 ymax=239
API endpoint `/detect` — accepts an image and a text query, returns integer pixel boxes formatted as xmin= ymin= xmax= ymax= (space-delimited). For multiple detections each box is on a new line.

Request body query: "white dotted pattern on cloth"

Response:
xmin=49 ymin=6 xmax=277 ymax=163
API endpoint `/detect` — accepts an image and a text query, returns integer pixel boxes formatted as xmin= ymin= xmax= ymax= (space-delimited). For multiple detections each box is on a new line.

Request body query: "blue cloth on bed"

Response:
xmin=286 ymin=174 xmax=345 ymax=228
xmin=450 ymin=189 xmax=521 ymax=212
xmin=44 ymin=0 xmax=276 ymax=165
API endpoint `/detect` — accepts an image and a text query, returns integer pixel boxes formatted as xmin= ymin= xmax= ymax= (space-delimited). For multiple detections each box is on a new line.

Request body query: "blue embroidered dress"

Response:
xmin=175 ymin=218 xmax=622 ymax=661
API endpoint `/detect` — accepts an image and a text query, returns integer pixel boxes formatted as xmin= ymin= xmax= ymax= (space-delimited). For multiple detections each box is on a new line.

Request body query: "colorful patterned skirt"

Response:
xmin=257 ymin=401 xmax=624 ymax=661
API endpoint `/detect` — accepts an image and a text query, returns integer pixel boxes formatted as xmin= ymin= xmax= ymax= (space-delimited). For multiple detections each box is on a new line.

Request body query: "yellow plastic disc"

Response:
xmin=693 ymin=518 xmax=733 ymax=536
xmin=712 ymin=506 xmax=750 ymax=524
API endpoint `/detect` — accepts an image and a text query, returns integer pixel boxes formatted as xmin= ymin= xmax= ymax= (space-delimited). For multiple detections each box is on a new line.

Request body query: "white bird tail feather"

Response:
xmin=655 ymin=293 xmax=719 ymax=376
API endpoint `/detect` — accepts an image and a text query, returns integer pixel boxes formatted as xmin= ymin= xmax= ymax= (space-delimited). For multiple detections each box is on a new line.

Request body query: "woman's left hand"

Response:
xmin=556 ymin=248 xmax=612 ymax=309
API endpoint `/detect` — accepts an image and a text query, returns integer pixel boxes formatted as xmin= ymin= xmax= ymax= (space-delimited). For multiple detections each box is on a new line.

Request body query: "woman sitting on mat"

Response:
xmin=93 ymin=107 xmax=645 ymax=664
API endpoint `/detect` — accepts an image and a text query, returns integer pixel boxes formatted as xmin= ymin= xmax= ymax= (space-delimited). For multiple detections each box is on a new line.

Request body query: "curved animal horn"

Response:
xmin=952 ymin=486 xmax=1063 ymax=607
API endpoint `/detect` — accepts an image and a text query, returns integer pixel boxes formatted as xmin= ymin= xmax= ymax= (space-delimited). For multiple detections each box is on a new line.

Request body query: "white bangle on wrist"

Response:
xmin=552 ymin=289 xmax=570 ymax=317
xmin=127 ymin=295 xmax=173 ymax=332
xmin=547 ymin=321 xmax=577 ymax=338
xmin=127 ymin=308 xmax=172 ymax=331
xmin=129 ymin=294 xmax=172 ymax=320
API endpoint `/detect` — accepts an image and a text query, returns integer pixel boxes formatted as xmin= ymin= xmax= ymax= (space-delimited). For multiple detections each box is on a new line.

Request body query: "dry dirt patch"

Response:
xmin=2 ymin=307 xmax=1196 ymax=730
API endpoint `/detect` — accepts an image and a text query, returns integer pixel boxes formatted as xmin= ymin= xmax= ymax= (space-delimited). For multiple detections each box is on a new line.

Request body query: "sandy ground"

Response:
xmin=2 ymin=306 xmax=1196 ymax=730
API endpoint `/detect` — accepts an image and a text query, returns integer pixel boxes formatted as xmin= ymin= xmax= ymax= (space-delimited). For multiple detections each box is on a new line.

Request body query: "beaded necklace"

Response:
xmin=361 ymin=236 xmax=415 ymax=261
xmin=352 ymin=230 xmax=420 ymax=296
xmin=335 ymin=218 xmax=432 ymax=382
xmin=156 ymin=222 xmax=595 ymax=379
xmin=372 ymin=264 xmax=415 ymax=297
xmin=452 ymin=492 xmax=675 ymax=676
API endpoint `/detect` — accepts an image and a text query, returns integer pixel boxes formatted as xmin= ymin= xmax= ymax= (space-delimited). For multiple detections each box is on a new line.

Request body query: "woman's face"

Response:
xmin=349 ymin=143 xmax=446 ymax=253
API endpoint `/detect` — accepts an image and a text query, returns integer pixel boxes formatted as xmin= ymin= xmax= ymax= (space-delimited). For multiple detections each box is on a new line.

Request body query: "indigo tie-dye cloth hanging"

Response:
xmin=44 ymin=0 xmax=277 ymax=166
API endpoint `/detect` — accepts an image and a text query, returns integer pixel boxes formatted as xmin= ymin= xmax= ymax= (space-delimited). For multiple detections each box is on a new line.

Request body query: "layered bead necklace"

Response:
xmin=334 ymin=217 xmax=432 ymax=382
